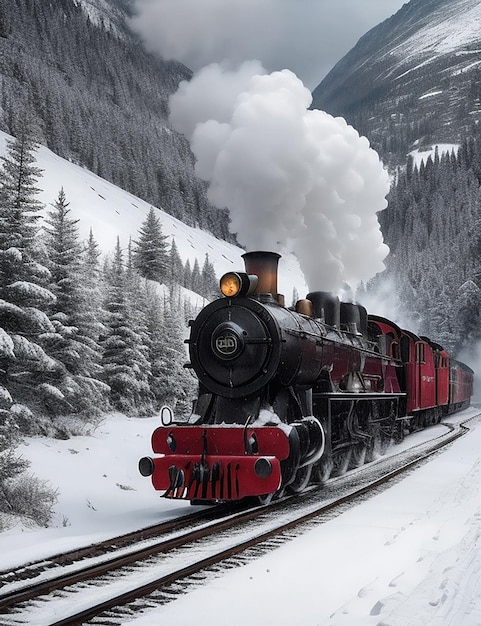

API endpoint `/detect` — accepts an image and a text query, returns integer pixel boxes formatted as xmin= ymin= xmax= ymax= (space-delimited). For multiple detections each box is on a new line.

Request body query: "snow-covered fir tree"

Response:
xmin=132 ymin=207 xmax=169 ymax=284
xmin=101 ymin=238 xmax=153 ymax=415
xmin=168 ymin=238 xmax=184 ymax=287
xmin=81 ymin=228 xmax=108 ymax=363
xmin=191 ymin=257 xmax=202 ymax=295
xmin=0 ymin=116 xmax=59 ymax=525
xmin=43 ymin=188 xmax=109 ymax=417
xmin=125 ymin=237 xmax=156 ymax=410
xmin=0 ymin=114 xmax=43 ymax=254
xmin=183 ymin=258 xmax=192 ymax=290
xmin=155 ymin=290 xmax=196 ymax=417
xmin=201 ymin=253 xmax=218 ymax=301
xmin=0 ymin=115 xmax=69 ymax=429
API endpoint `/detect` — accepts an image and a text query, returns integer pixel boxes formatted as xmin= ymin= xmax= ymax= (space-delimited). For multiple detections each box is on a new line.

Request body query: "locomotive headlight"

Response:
xmin=220 ymin=272 xmax=241 ymax=297
xmin=220 ymin=272 xmax=258 ymax=298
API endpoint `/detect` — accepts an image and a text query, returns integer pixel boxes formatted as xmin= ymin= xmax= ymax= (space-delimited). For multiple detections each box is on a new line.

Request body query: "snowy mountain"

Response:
xmin=73 ymin=0 xmax=134 ymax=34
xmin=312 ymin=0 xmax=481 ymax=168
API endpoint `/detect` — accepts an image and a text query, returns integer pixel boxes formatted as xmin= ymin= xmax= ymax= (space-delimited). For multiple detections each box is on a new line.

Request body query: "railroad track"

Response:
xmin=0 ymin=415 xmax=477 ymax=626
xmin=0 ymin=503 xmax=235 ymax=590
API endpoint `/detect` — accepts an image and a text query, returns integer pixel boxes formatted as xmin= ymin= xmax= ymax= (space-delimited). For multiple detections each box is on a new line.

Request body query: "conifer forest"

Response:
xmin=380 ymin=133 xmax=481 ymax=357
xmin=0 ymin=123 xmax=223 ymax=429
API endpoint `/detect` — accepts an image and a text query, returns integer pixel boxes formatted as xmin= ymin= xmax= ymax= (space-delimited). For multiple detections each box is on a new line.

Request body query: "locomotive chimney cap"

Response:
xmin=242 ymin=251 xmax=281 ymax=299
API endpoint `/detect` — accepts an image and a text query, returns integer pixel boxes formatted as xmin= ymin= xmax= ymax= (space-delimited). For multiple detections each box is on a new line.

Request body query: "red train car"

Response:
xmin=423 ymin=338 xmax=450 ymax=409
xmin=449 ymin=360 xmax=474 ymax=411
xmin=368 ymin=316 xmax=471 ymax=426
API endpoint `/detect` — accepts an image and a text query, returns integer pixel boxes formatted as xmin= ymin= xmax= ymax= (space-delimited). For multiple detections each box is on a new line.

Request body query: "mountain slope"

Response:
xmin=0 ymin=131 xmax=305 ymax=301
xmin=0 ymin=0 xmax=231 ymax=238
xmin=312 ymin=0 xmax=481 ymax=167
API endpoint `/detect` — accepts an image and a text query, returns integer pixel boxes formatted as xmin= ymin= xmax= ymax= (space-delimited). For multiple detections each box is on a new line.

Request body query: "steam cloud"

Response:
xmin=169 ymin=62 xmax=390 ymax=292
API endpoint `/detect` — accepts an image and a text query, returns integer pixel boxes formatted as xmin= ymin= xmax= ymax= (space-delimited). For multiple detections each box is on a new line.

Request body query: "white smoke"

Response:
xmin=169 ymin=62 xmax=390 ymax=292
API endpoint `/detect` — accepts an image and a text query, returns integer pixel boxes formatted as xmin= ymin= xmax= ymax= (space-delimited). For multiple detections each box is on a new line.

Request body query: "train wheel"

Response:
xmin=257 ymin=492 xmax=275 ymax=506
xmin=349 ymin=442 xmax=366 ymax=469
xmin=287 ymin=464 xmax=313 ymax=494
xmin=393 ymin=419 xmax=405 ymax=444
xmin=331 ymin=448 xmax=352 ymax=477
xmin=314 ymin=458 xmax=332 ymax=484
xmin=365 ymin=426 xmax=389 ymax=462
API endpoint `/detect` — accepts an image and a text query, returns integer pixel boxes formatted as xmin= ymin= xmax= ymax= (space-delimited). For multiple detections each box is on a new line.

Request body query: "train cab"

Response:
xmin=368 ymin=315 xmax=401 ymax=360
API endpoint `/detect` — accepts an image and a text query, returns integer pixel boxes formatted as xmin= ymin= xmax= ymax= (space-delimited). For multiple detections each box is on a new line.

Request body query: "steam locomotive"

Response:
xmin=139 ymin=251 xmax=473 ymax=504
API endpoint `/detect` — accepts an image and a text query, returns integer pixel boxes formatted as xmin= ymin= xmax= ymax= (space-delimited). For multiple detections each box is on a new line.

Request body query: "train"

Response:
xmin=139 ymin=251 xmax=474 ymax=504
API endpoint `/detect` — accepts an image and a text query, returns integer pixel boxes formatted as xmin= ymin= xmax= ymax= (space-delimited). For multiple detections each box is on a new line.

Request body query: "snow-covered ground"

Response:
xmin=1 ymin=408 xmax=480 ymax=625
xmin=0 ymin=414 xmax=192 ymax=570
xmin=410 ymin=143 xmax=459 ymax=167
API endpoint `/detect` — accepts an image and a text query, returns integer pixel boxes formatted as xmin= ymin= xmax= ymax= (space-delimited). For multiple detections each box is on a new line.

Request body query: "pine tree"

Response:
xmin=82 ymin=228 xmax=107 ymax=345
xmin=167 ymin=238 xmax=184 ymax=287
xmin=183 ymin=259 xmax=192 ymax=290
xmin=132 ymin=207 xmax=169 ymax=284
xmin=143 ymin=282 xmax=167 ymax=410
xmin=126 ymin=238 xmax=155 ymax=410
xmin=0 ymin=116 xmax=68 ymax=428
xmin=154 ymin=292 xmax=196 ymax=416
xmin=0 ymin=112 xmax=44 ymax=264
xmin=44 ymin=188 xmax=83 ymax=318
xmin=43 ymin=189 xmax=109 ymax=416
xmin=200 ymin=253 xmax=218 ymax=300
xmin=101 ymin=238 xmax=153 ymax=415
xmin=191 ymin=258 xmax=202 ymax=295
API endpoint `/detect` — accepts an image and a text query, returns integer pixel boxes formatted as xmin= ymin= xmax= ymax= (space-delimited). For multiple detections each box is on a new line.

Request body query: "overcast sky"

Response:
xmin=131 ymin=0 xmax=408 ymax=89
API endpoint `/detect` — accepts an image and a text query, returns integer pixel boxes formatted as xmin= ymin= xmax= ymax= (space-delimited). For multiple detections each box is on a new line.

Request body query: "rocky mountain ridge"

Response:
xmin=312 ymin=0 xmax=481 ymax=168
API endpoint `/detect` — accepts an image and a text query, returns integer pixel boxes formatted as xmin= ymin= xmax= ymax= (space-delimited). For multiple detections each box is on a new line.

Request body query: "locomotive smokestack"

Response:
xmin=242 ymin=251 xmax=281 ymax=300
